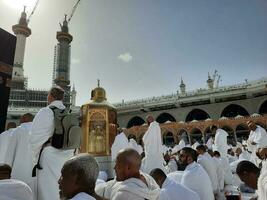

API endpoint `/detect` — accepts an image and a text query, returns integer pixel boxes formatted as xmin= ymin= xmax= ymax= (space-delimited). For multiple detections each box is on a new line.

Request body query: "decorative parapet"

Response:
xmin=114 ymin=77 xmax=267 ymax=109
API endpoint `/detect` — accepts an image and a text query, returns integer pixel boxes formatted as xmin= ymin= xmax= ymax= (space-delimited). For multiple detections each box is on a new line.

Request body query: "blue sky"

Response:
xmin=0 ymin=0 xmax=266 ymax=106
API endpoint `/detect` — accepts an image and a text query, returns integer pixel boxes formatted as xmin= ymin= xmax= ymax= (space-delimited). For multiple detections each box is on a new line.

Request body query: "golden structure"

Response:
xmin=81 ymin=80 xmax=117 ymax=156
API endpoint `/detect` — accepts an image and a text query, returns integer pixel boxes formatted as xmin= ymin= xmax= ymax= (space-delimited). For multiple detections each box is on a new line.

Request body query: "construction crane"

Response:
xmin=67 ymin=0 xmax=81 ymax=23
xmin=27 ymin=0 xmax=41 ymax=23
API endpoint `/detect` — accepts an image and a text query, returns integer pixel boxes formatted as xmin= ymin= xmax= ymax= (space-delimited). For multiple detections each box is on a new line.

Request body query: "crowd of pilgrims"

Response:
xmin=0 ymin=87 xmax=267 ymax=200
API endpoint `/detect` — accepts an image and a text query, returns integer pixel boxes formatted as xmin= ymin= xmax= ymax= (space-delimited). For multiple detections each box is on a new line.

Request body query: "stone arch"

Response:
xmin=259 ymin=100 xmax=267 ymax=115
xmin=163 ymin=132 xmax=175 ymax=147
xmin=221 ymin=126 xmax=236 ymax=145
xmin=190 ymin=128 xmax=203 ymax=144
xmin=156 ymin=112 xmax=176 ymax=124
xmin=127 ymin=116 xmax=145 ymax=128
xmin=235 ymin=124 xmax=250 ymax=142
xmin=221 ymin=104 xmax=249 ymax=118
xmin=185 ymin=109 xmax=210 ymax=122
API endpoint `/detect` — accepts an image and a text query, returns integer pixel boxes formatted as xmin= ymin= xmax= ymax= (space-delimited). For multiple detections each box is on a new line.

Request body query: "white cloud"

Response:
xmin=118 ymin=53 xmax=133 ymax=63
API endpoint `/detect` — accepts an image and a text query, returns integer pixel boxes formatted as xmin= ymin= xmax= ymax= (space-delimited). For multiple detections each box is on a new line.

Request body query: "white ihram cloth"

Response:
xmin=30 ymin=100 xmax=74 ymax=200
xmin=166 ymin=158 xmax=178 ymax=173
xmin=214 ymin=129 xmax=229 ymax=159
xmin=111 ymin=132 xmax=129 ymax=161
xmin=95 ymin=179 xmax=117 ymax=199
xmin=251 ymin=126 xmax=267 ymax=148
xmin=0 ymin=128 xmax=15 ymax=163
xmin=129 ymin=138 xmax=143 ymax=155
xmin=142 ymin=121 xmax=165 ymax=174
xmin=159 ymin=177 xmax=200 ymax=200
xmin=257 ymin=160 xmax=267 ymax=200
xmin=172 ymin=139 xmax=185 ymax=154
xmin=213 ymin=157 xmax=225 ymax=191
xmin=197 ymin=152 xmax=219 ymax=193
xmin=111 ymin=172 xmax=160 ymax=200
xmin=192 ymin=141 xmax=200 ymax=150
xmin=206 ymin=137 xmax=214 ymax=149
xmin=0 ymin=179 xmax=33 ymax=200
xmin=70 ymin=192 xmax=95 ymax=200
xmin=181 ymin=162 xmax=214 ymax=200
xmin=167 ymin=170 xmax=184 ymax=184
xmin=249 ymin=126 xmax=267 ymax=166
xmin=5 ymin=122 xmax=36 ymax=196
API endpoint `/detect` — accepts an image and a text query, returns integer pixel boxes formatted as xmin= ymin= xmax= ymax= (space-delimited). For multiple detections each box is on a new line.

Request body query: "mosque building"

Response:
xmin=6 ymin=8 xmax=77 ymax=126
xmin=115 ymin=75 xmax=267 ymax=146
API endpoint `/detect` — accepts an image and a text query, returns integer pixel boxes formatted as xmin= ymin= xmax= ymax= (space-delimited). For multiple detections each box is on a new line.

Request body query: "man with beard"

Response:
xmin=180 ymin=147 xmax=214 ymax=200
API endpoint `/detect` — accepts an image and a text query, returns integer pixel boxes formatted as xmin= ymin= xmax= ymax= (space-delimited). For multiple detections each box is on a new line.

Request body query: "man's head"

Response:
xmin=196 ymin=144 xmax=206 ymax=155
xmin=236 ymin=160 xmax=260 ymax=190
xmin=207 ymin=149 xmax=214 ymax=157
xmin=150 ymin=168 xmax=167 ymax=188
xmin=179 ymin=147 xmax=197 ymax=166
xmin=20 ymin=113 xmax=34 ymax=124
xmin=47 ymin=86 xmax=65 ymax=104
xmin=213 ymin=151 xmax=221 ymax=158
xmin=0 ymin=164 xmax=12 ymax=180
xmin=58 ymin=154 xmax=99 ymax=199
xmin=210 ymin=125 xmax=218 ymax=134
xmin=114 ymin=148 xmax=141 ymax=181
xmin=146 ymin=115 xmax=154 ymax=125
xmin=6 ymin=122 xmax=16 ymax=130
xmin=247 ymin=121 xmax=257 ymax=131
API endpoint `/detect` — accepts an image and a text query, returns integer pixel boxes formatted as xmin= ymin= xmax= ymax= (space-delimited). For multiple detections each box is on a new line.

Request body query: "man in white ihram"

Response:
xmin=5 ymin=113 xmax=36 ymax=196
xmin=211 ymin=125 xmax=233 ymax=185
xmin=247 ymin=120 xmax=267 ymax=166
xmin=211 ymin=125 xmax=229 ymax=159
xmin=30 ymin=86 xmax=74 ymax=200
xmin=150 ymin=168 xmax=200 ymax=200
xmin=180 ymin=147 xmax=214 ymax=200
xmin=111 ymin=127 xmax=129 ymax=161
xmin=141 ymin=115 xmax=165 ymax=174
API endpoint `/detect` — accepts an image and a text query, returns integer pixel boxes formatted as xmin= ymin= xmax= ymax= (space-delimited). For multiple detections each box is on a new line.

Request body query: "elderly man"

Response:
xmin=142 ymin=115 xmax=165 ymax=174
xmin=5 ymin=113 xmax=35 ymax=195
xmin=150 ymin=168 xmax=200 ymax=200
xmin=0 ymin=164 xmax=33 ymax=200
xmin=180 ymin=147 xmax=214 ymax=200
xmin=58 ymin=153 xmax=99 ymax=200
xmin=111 ymin=148 xmax=160 ymax=200
xmin=30 ymin=86 xmax=75 ymax=200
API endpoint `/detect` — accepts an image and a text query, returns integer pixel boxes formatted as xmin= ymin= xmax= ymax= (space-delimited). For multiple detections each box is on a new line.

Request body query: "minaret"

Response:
xmin=207 ymin=73 xmax=214 ymax=90
xmin=180 ymin=77 xmax=186 ymax=95
xmin=53 ymin=15 xmax=73 ymax=105
xmin=12 ymin=6 xmax=31 ymax=89
xmin=71 ymin=84 xmax=77 ymax=107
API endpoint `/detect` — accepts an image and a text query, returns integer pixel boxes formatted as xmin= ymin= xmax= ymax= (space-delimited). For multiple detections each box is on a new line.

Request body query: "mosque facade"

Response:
xmin=6 ymin=9 xmax=77 ymax=126
xmin=115 ymin=76 xmax=267 ymax=146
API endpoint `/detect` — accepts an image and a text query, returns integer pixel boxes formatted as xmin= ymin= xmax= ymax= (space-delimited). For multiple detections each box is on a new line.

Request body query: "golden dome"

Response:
xmin=91 ymin=79 xmax=107 ymax=102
